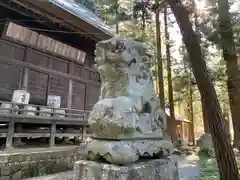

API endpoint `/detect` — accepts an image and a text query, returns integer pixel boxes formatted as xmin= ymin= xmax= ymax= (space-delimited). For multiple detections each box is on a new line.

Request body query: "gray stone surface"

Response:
xmin=173 ymin=155 xmax=200 ymax=180
xmin=80 ymin=37 xmax=173 ymax=165
xmin=73 ymin=158 xmax=179 ymax=180
xmin=198 ymin=134 xmax=215 ymax=157
xmin=24 ymin=171 xmax=74 ymax=180
xmin=0 ymin=146 xmax=82 ymax=180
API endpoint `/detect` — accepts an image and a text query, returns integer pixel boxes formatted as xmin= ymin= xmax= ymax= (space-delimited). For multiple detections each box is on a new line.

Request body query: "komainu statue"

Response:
xmin=79 ymin=36 xmax=173 ymax=165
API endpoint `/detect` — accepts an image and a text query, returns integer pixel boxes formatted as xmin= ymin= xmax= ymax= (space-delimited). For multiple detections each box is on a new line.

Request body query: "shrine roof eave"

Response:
xmin=11 ymin=0 xmax=115 ymax=41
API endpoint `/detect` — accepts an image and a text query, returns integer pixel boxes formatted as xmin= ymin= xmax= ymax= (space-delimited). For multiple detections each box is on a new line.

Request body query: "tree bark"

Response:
xmin=164 ymin=6 xmax=175 ymax=118
xmin=155 ymin=10 xmax=165 ymax=109
xmin=115 ymin=1 xmax=119 ymax=34
xmin=167 ymin=0 xmax=240 ymax=179
xmin=141 ymin=6 xmax=146 ymax=41
xmin=218 ymin=0 xmax=240 ymax=149
xmin=188 ymin=78 xmax=195 ymax=145
xmin=201 ymin=97 xmax=210 ymax=133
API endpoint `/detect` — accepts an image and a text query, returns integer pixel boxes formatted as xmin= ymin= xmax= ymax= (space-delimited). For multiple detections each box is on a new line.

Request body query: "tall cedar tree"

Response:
xmin=167 ymin=0 xmax=240 ymax=179
xmin=164 ymin=6 xmax=175 ymax=119
xmin=155 ymin=9 xmax=165 ymax=110
xmin=218 ymin=0 xmax=240 ymax=148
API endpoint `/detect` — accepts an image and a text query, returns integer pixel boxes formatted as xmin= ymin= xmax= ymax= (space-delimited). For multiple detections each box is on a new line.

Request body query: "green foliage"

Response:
xmin=192 ymin=158 xmax=219 ymax=180
xmin=95 ymin=0 xmax=239 ymax=137
xmin=97 ymin=0 xmax=132 ymax=26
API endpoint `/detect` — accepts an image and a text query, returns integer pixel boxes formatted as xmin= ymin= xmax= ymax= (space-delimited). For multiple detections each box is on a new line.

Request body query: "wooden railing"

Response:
xmin=0 ymin=101 xmax=91 ymax=149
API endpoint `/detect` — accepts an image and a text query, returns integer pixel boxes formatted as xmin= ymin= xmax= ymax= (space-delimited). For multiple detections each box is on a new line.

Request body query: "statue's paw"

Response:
xmin=103 ymin=144 xmax=139 ymax=165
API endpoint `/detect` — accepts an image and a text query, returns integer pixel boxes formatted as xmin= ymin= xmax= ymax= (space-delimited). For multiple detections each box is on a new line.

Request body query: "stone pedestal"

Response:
xmin=73 ymin=158 xmax=179 ymax=180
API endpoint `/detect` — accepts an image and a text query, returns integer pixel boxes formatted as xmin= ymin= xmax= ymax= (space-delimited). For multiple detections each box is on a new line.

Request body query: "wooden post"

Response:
xmin=49 ymin=120 xmax=56 ymax=147
xmin=81 ymin=126 xmax=86 ymax=142
xmin=6 ymin=119 xmax=14 ymax=149
xmin=84 ymin=84 xmax=88 ymax=111
xmin=6 ymin=106 xmax=16 ymax=149
xmin=67 ymin=79 xmax=73 ymax=108
xmin=15 ymin=67 xmax=29 ymax=145
xmin=22 ymin=68 xmax=29 ymax=90
xmin=14 ymin=122 xmax=23 ymax=146
xmin=67 ymin=61 xmax=74 ymax=109
xmin=49 ymin=108 xmax=56 ymax=147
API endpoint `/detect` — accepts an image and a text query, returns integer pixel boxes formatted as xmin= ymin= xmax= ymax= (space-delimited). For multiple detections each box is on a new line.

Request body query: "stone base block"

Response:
xmin=74 ymin=158 xmax=179 ymax=180
xmin=79 ymin=138 xmax=173 ymax=165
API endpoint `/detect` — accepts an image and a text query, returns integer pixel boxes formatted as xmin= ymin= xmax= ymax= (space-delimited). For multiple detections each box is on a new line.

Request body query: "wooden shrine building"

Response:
xmin=0 ymin=0 xmax=113 ymax=148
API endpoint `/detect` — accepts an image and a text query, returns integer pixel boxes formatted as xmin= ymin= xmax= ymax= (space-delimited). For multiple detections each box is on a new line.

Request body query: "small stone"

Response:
xmin=198 ymin=133 xmax=215 ymax=157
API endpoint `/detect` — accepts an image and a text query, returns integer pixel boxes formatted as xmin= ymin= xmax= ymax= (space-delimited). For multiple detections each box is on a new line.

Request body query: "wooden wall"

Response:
xmin=167 ymin=117 xmax=192 ymax=143
xmin=0 ymin=37 xmax=100 ymax=111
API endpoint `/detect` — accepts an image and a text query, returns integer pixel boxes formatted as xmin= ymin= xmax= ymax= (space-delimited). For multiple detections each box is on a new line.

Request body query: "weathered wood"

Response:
xmin=13 ymin=133 xmax=82 ymax=138
xmin=67 ymin=79 xmax=73 ymax=108
xmin=48 ymin=75 xmax=68 ymax=108
xmin=0 ymin=53 xmax=100 ymax=86
xmin=81 ymin=127 xmax=86 ymax=141
xmin=86 ymin=84 xmax=100 ymax=111
xmin=0 ymin=2 xmax=96 ymax=54
xmin=25 ymin=48 xmax=52 ymax=68
xmin=84 ymin=84 xmax=88 ymax=110
xmin=0 ymin=113 xmax=88 ymax=125
xmin=14 ymin=133 xmax=50 ymax=138
xmin=0 ymin=62 xmax=23 ymax=101
xmin=72 ymin=81 xmax=86 ymax=110
xmin=0 ymin=38 xmax=25 ymax=61
xmin=28 ymin=70 xmax=48 ymax=105
xmin=6 ymin=119 xmax=14 ymax=149
xmin=21 ymin=68 xmax=29 ymax=90
xmin=10 ymin=0 xmax=111 ymax=41
xmin=50 ymin=120 xmax=56 ymax=147
xmin=14 ymin=124 xmax=23 ymax=145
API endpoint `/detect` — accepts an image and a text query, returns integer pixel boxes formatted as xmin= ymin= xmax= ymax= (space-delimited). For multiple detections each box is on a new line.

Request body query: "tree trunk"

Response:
xmin=115 ymin=1 xmax=119 ymax=34
xmin=155 ymin=10 xmax=165 ymax=109
xmin=167 ymin=0 xmax=239 ymax=179
xmin=201 ymin=97 xmax=210 ymax=133
xmin=141 ymin=7 xmax=146 ymax=41
xmin=218 ymin=0 xmax=240 ymax=149
xmin=164 ymin=6 xmax=175 ymax=119
xmin=188 ymin=78 xmax=195 ymax=145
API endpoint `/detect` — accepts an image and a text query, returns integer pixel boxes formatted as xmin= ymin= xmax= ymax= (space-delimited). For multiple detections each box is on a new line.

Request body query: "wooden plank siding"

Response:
xmin=6 ymin=22 xmax=87 ymax=63
xmin=0 ymin=35 xmax=100 ymax=111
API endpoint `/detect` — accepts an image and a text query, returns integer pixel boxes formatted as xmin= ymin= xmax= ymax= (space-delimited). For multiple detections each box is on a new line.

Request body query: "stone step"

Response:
xmin=23 ymin=171 xmax=74 ymax=180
